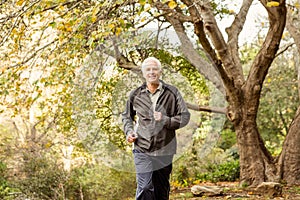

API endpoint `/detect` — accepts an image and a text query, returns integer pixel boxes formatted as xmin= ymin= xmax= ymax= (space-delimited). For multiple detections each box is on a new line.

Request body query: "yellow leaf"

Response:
xmin=91 ymin=15 xmax=97 ymax=23
xmin=66 ymin=26 xmax=72 ymax=32
xmin=179 ymin=4 xmax=187 ymax=9
xmin=1 ymin=66 xmax=7 ymax=73
xmin=44 ymin=141 xmax=52 ymax=149
xmin=65 ymin=22 xmax=72 ymax=32
xmin=58 ymin=5 xmax=65 ymax=12
xmin=108 ymin=23 xmax=115 ymax=29
xmin=115 ymin=27 xmax=122 ymax=36
xmin=168 ymin=0 xmax=177 ymax=9
xmin=140 ymin=16 xmax=147 ymax=22
xmin=16 ymin=0 xmax=24 ymax=6
xmin=282 ymin=31 xmax=288 ymax=39
xmin=266 ymin=1 xmax=280 ymax=7
xmin=92 ymin=7 xmax=100 ymax=16
xmin=229 ymin=9 xmax=236 ymax=14
xmin=295 ymin=2 xmax=300 ymax=8
xmin=144 ymin=5 xmax=151 ymax=12
xmin=11 ymin=28 xmax=17 ymax=35
xmin=91 ymin=7 xmax=99 ymax=23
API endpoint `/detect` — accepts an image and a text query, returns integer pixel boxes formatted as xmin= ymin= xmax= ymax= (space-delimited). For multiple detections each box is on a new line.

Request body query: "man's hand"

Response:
xmin=153 ymin=111 xmax=162 ymax=121
xmin=127 ymin=132 xmax=138 ymax=143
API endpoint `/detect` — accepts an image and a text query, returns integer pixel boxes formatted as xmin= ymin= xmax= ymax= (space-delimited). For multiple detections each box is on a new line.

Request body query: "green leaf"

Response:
xmin=139 ymin=0 xmax=146 ymax=6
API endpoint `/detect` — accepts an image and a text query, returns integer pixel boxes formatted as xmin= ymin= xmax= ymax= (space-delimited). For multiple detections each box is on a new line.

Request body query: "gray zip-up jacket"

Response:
xmin=122 ymin=80 xmax=190 ymax=155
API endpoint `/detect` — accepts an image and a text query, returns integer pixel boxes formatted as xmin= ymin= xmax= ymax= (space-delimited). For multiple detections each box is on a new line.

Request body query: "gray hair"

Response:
xmin=141 ymin=57 xmax=162 ymax=72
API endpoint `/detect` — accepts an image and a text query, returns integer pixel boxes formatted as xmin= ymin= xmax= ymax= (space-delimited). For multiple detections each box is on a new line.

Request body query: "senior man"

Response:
xmin=122 ymin=57 xmax=190 ymax=200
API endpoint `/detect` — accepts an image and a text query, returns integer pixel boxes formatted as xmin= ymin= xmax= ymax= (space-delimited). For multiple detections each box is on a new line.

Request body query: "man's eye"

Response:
xmin=145 ymin=67 xmax=159 ymax=72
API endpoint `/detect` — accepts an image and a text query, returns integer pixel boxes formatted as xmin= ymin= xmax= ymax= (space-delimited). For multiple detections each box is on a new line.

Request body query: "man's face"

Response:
xmin=142 ymin=61 xmax=161 ymax=84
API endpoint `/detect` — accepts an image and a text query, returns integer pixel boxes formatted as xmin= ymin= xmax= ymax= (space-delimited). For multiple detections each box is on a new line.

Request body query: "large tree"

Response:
xmin=152 ymin=0 xmax=300 ymax=186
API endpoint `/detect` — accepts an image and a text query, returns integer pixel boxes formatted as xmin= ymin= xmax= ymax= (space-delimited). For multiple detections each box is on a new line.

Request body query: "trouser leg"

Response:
xmin=135 ymin=171 xmax=155 ymax=200
xmin=152 ymin=155 xmax=173 ymax=200
xmin=134 ymin=150 xmax=155 ymax=200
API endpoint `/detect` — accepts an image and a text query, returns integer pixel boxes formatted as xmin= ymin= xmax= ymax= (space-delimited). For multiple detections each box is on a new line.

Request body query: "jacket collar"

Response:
xmin=141 ymin=80 xmax=165 ymax=93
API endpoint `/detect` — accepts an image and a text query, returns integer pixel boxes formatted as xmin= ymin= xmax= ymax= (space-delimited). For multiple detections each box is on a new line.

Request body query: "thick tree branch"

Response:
xmin=151 ymin=1 xmax=193 ymax=23
xmin=189 ymin=1 xmax=244 ymax=119
xmin=194 ymin=0 xmax=244 ymax=89
xmin=246 ymin=1 xmax=286 ymax=90
xmin=226 ymin=0 xmax=253 ymax=83
xmin=153 ymin=1 xmax=225 ymax=94
xmin=186 ymin=102 xmax=227 ymax=114
xmin=182 ymin=0 xmax=229 ymax=93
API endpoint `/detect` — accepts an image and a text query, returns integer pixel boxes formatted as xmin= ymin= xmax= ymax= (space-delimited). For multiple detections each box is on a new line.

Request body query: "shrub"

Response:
xmin=0 ymin=161 xmax=18 ymax=199
xmin=12 ymin=155 xmax=136 ymax=200
xmin=218 ymin=128 xmax=237 ymax=151
xmin=66 ymin=164 xmax=136 ymax=200
xmin=14 ymin=155 xmax=68 ymax=199
xmin=0 ymin=161 xmax=10 ymax=198
xmin=196 ymin=160 xmax=240 ymax=183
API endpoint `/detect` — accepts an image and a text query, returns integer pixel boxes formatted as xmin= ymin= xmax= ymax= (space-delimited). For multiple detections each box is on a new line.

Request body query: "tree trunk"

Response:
xmin=236 ymin=120 xmax=277 ymax=186
xmin=229 ymin=1 xmax=287 ymax=186
xmin=230 ymin=88 xmax=278 ymax=186
xmin=278 ymin=107 xmax=300 ymax=185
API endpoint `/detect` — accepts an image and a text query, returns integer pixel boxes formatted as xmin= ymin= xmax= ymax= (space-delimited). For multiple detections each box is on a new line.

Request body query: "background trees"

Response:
xmin=1 ymin=0 xmax=300 ymax=198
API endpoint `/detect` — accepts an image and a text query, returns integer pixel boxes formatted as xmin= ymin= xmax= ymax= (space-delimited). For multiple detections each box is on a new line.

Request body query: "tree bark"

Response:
xmin=278 ymin=107 xmax=300 ymax=185
xmin=235 ymin=114 xmax=277 ymax=186
xmin=233 ymin=0 xmax=287 ymax=186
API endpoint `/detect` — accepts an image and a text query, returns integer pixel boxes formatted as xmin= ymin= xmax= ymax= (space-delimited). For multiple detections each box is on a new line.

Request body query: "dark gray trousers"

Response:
xmin=133 ymin=149 xmax=173 ymax=200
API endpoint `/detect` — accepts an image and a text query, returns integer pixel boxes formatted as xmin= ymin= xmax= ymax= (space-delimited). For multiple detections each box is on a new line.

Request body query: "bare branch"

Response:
xmin=275 ymin=43 xmax=295 ymax=58
xmin=0 ymin=0 xmax=42 ymax=46
xmin=8 ymin=39 xmax=58 ymax=69
xmin=39 ymin=0 xmax=83 ymax=13
xmin=246 ymin=1 xmax=286 ymax=88
xmin=194 ymin=0 xmax=245 ymax=90
xmin=152 ymin=1 xmax=193 ymax=23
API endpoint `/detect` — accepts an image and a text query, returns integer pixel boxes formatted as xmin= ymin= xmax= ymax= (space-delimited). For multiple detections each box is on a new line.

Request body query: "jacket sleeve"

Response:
xmin=163 ymin=89 xmax=190 ymax=130
xmin=122 ymin=92 xmax=136 ymax=136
